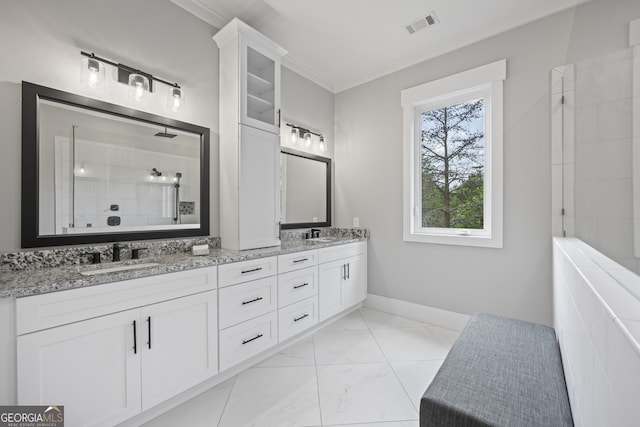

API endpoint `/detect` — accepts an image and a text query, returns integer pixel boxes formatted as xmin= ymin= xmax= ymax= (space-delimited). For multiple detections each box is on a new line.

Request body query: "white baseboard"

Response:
xmin=364 ymin=293 xmax=470 ymax=331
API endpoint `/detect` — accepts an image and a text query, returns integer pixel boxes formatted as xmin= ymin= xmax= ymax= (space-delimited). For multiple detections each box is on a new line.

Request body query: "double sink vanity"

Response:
xmin=2 ymin=17 xmax=368 ymax=427
xmin=0 ymin=233 xmax=368 ymax=426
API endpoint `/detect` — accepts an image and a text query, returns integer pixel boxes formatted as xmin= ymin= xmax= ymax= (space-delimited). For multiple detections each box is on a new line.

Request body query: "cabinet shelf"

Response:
xmin=247 ymin=93 xmax=274 ymax=114
xmin=247 ymin=71 xmax=274 ymax=94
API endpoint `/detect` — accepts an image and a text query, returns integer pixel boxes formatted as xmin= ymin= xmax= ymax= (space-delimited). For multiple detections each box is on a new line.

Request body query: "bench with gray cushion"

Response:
xmin=420 ymin=313 xmax=573 ymax=426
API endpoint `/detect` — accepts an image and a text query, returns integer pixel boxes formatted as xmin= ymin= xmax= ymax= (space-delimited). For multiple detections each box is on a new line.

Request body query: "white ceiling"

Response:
xmin=171 ymin=0 xmax=588 ymax=93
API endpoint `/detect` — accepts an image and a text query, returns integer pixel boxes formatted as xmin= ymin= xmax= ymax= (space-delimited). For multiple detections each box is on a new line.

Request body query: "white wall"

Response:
xmin=553 ymin=238 xmax=640 ymax=426
xmin=572 ymin=48 xmax=637 ymax=271
xmin=0 ymin=0 xmax=219 ymax=252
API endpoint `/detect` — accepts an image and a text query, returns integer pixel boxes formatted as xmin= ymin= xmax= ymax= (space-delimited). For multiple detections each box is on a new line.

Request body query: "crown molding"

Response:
xmin=172 ymin=0 xmax=591 ymax=95
xmin=281 ymin=56 xmax=335 ymax=93
xmin=170 ymin=0 xmax=229 ymax=30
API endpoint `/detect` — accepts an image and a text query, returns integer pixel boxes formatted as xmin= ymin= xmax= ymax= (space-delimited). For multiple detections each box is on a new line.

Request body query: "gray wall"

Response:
xmin=334 ymin=0 xmax=640 ymax=325
xmin=0 ymin=0 xmax=219 ymax=252
xmin=333 ymin=8 xmax=570 ymax=325
xmin=280 ymin=67 xmax=336 ymax=227
xmin=281 ymin=67 xmax=335 ymax=158
xmin=0 ymin=1 xmax=334 ymax=252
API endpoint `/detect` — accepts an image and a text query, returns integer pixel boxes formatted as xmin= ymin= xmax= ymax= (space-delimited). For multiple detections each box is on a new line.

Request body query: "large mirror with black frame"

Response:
xmin=22 ymin=81 xmax=210 ymax=248
xmin=280 ymin=147 xmax=331 ymax=229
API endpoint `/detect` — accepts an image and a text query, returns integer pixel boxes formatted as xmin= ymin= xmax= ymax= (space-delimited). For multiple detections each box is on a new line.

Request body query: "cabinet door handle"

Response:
xmin=347 ymin=263 xmax=350 ymax=279
xmin=277 ymin=109 xmax=281 ymax=128
xmin=241 ymin=267 xmax=262 ymax=274
xmin=147 ymin=316 xmax=152 ymax=349
xmin=342 ymin=264 xmax=347 ymax=280
xmin=293 ymin=258 xmax=309 ymax=264
xmin=242 ymin=296 xmax=263 ymax=305
xmin=293 ymin=282 xmax=309 ymax=289
xmin=242 ymin=334 xmax=263 ymax=345
xmin=294 ymin=313 xmax=309 ymax=322
xmin=132 ymin=320 xmax=137 ymax=354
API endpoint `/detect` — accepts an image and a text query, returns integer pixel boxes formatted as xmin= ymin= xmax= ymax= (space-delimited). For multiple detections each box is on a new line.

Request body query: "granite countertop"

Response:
xmin=0 ymin=237 xmax=366 ymax=298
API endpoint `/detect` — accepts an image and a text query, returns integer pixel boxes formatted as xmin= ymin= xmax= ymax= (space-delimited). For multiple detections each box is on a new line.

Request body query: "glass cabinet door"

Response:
xmin=242 ymin=43 xmax=280 ymax=134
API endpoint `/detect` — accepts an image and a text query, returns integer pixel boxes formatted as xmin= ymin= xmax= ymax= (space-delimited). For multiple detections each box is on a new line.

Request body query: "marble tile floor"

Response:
xmin=143 ymin=308 xmax=460 ymax=427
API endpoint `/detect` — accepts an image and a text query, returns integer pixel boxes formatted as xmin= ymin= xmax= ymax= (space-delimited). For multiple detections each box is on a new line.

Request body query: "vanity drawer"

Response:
xmin=319 ymin=242 xmax=365 ymax=264
xmin=219 ymin=311 xmax=278 ymax=371
xmin=278 ymin=266 xmax=318 ymax=308
xmin=219 ymin=276 xmax=277 ymax=329
xmin=277 ymin=249 xmax=318 ymax=274
xmin=278 ymin=296 xmax=318 ymax=342
xmin=218 ymin=256 xmax=277 ymax=288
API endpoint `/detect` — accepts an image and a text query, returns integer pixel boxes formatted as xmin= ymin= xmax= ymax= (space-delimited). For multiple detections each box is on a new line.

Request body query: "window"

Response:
xmin=402 ymin=60 xmax=505 ymax=248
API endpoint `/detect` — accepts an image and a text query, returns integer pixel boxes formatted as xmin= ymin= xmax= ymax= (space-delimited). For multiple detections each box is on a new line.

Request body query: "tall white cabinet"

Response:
xmin=214 ymin=18 xmax=287 ymax=250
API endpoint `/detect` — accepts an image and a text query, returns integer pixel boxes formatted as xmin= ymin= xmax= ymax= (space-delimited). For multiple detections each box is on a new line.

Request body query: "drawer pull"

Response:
xmin=147 ymin=316 xmax=152 ymax=349
xmin=293 ymin=258 xmax=309 ymax=264
xmin=242 ymin=334 xmax=263 ymax=345
xmin=242 ymin=296 xmax=264 ymax=305
xmin=241 ymin=267 xmax=263 ymax=274
xmin=293 ymin=282 xmax=309 ymax=289
xmin=294 ymin=313 xmax=309 ymax=322
xmin=132 ymin=320 xmax=137 ymax=354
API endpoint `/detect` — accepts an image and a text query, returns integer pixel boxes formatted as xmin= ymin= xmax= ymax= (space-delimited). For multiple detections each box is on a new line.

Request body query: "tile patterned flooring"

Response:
xmin=144 ymin=308 xmax=459 ymax=427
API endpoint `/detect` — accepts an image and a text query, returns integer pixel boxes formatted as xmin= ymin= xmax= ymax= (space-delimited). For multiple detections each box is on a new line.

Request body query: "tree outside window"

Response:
xmin=419 ymin=98 xmax=484 ymax=230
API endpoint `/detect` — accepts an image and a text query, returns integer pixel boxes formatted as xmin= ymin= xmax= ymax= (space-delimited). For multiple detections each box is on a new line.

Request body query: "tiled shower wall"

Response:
xmin=552 ymin=22 xmax=640 ymax=274
xmin=54 ymin=139 xmax=200 ymax=233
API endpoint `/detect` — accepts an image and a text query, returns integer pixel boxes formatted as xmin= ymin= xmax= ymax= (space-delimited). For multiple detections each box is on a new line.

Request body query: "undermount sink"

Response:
xmin=308 ymin=237 xmax=338 ymax=243
xmin=80 ymin=262 xmax=160 ymax=276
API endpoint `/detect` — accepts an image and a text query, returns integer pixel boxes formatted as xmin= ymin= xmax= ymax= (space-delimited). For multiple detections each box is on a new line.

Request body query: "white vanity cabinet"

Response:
xmin=139 ymin=291 xmax=218 ymax=409
xmin=218 ymin=257 xmax=279 ymax=371
xmin=17 ymin=309 xmax=142 ymax=427
xmin=318 ymin=242 xmax=367 ymax=321
xmin=16 ymin=267 xmax=218 ymax=427
xmin=277 ymin=249 xmax=320 ymax=341
xmin=214 ymin=18 xmax=287 ymax=250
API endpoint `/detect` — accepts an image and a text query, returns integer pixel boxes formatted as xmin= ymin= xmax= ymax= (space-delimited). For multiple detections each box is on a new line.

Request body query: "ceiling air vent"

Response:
xmin=405 ymin=11 xmax=439 ymax=34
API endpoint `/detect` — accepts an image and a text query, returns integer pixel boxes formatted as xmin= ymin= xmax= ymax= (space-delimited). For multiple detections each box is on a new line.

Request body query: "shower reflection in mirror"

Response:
xmin=42 ymin=99 xmax=201 ymax=235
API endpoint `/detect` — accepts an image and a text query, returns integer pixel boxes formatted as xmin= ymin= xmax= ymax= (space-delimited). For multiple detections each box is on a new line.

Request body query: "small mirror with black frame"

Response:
xmin=280 ymin=147 xmax=331 ymax=229
xmin=22 ymin=81 xmax=210 ymax=248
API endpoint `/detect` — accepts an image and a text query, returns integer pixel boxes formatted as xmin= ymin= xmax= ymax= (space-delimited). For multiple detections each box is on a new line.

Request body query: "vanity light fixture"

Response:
xmin=129 ymin=73 xmax=149 ymax=102
xmin=80 ymin=51 xmax=183 ymax=111
xmin=286 ymin=123 xmax=326 ymax=152
xmin=168 ymin=85 xmax=184 ymax=112
xmin=81 ymin=53 xmax=104 ymax=87
xmin=303 ymin=132 xmax=312 ymax=147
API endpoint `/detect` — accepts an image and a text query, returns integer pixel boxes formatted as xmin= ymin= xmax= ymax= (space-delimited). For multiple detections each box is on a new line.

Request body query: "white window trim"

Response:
xmin=401 ymin=59 xmax=506 ymax=248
